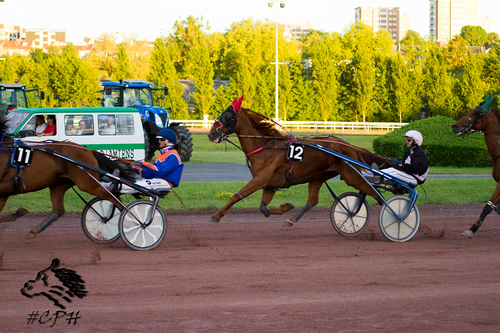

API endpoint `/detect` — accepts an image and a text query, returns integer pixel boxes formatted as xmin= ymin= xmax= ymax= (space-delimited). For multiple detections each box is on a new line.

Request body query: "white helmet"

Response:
xmin=404 ymin=130 xmax=423 ymax=146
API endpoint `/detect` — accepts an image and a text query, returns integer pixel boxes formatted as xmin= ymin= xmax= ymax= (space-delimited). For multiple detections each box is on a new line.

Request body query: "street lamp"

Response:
xmin=268 ymin=1 xmax=285 ymax=122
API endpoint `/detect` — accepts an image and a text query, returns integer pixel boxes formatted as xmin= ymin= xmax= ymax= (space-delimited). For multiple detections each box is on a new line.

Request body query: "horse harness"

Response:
xmin=0 ymin=138 xmax=34 ymax=194
xmin=459 ymin=104 xmax=500 ymax=161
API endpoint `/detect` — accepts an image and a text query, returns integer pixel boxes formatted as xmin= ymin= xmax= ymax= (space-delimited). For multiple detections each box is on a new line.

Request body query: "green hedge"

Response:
xmin=372 ymin=116 xmax=492 ymax=167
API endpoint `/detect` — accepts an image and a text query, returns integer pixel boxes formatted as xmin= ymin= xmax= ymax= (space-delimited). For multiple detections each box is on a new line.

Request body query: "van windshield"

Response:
xmin=4 ymin=111 xmax=30 ymax=134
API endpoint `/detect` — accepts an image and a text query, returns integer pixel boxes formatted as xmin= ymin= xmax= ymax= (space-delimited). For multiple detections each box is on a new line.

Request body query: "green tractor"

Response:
xmin=0 ymin=83 xmax=44 ymax=116
xmin=99 ymin=79 xmax=193 ymax=162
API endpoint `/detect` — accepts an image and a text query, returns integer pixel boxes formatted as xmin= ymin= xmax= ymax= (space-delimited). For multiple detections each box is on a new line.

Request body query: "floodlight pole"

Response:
xmin=269 ymin=1 xmax=285 ymax=122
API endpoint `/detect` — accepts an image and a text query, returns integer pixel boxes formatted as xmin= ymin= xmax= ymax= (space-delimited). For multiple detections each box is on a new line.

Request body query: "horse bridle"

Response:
xmin=212 ymin=105 xmax=239 ymax=140
xmin=458 ymin=104 xmax=488 ymax=135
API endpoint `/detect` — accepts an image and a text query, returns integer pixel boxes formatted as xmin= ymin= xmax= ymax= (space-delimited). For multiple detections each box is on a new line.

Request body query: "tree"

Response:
xmin=306 ymin=31 xmax=342 ymax=121
xmin=444 ymin=35 xmax=468 ymax=71
xmin=278 ymin=64 xmax=294 ymax=121
xmin=0 ymin=55 xmax=17 ymax=82
xmin=488 ymin=32 xmax=499 ymax=44
xmin=47 ymin=44 xmax=100 ymax=107
xmin=114 ymin=43 xmax=133 ymax=80
xmin=459 ymin=54 xmax=485 ymax=115
xmin=400 ymin=30 xmax=425 ymax=46
xmin=390 ymin=54 xmax=412 ymax=122
xmin=351 ymin=43 xmax=375 ymax=122
xmin=422 ymin=45 xmax=455 ymax=117
xmin=169 ymin=16 xmax=209 ymax=79
xmin=460 ymin=25 xmax=489 ymax=46
xmin=148 ymin=38 xmax=188 ymax=119
xmin=190 ymin=39 xmax=215 ymax=119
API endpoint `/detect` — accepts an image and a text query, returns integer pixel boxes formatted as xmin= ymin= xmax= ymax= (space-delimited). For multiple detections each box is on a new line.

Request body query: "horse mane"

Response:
xmin=0 ymin=117 xmax=10 ymax=138
xmin=242 ymin=108 xmax=284 ymax=137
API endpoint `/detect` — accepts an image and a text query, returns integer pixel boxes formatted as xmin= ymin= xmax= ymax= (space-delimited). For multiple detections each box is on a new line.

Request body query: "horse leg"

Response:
xmin=259 ymin=188 xmax=295 ymax=217
xmin=28 ymin=182 xmax=73 ymax=238
xmin=211 ymin=178 xmax=268 ymax=223
xmin=463 ymin=183 xmax=500 ymax=238
xmin=283 ymin=179 xmax=324 ymax=227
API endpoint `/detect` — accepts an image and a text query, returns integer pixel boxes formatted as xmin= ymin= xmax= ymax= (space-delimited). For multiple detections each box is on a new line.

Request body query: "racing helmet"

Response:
xmin=156 ymin=128 xmax=177 ymax=145
xmin=404 ymin=130 xmax=423 ymax=146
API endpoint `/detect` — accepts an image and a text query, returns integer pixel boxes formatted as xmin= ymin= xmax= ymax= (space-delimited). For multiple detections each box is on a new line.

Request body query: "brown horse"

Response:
xmin=207 ymin=97 xmax=394 ymax=226
xmin=0 ymin=117 xmax=128 ymax=238
xmin=451 ymin=96 xmax=500 ymax=238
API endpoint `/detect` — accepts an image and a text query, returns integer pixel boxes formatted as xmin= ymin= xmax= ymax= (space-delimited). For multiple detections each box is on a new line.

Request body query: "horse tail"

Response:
xmin=353 ymin=147 xmax=396 ymax=170
xmin=91 ymin=151 xmax=137 ymax=181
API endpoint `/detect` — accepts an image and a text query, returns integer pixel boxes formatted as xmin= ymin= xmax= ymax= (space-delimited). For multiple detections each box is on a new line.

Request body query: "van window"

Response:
xmin=116 ymin=114 xmax=135 ymax=135
xmin=98 ymin=115 xmax=116 ymax=135
xmin=98 ymin=114 xmax=135 ymax=136
xmin=65 ymin=115 xmax=94 ymax=136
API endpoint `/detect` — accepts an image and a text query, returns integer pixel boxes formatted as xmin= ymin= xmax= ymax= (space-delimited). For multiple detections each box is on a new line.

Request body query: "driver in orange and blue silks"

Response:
xmin=138 ymin=129 xmax=184 ymax=187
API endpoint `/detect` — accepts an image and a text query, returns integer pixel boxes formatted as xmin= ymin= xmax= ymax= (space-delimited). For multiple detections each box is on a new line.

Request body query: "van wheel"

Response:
xmin=171 ymin=126 xmax=193 ymax=162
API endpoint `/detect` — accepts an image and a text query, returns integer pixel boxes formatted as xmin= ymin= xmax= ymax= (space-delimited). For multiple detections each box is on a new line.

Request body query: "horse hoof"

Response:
xmin=211 ymin=216 xmax=220 ymax=223
xmin=13 ymin=208 xmax=29 ymax=219
xmin=26 ymin=231 xmax=37 ymax=239
xmin=283 ymin=219 xmax=294 ymax=227
xmin=462 ymin=230 xmax=473 ymax=238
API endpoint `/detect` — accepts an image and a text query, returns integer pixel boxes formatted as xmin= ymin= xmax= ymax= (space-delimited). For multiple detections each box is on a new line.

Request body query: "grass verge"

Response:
xmin=2 ymin=178 xmax=496 ymax=214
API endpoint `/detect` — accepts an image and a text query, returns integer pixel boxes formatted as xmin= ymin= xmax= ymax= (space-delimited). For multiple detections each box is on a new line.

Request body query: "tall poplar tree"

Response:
xmin=190 ymin=41 xmax=215 ymax=119
xmin=459 ymin=54 xmax=485 ymax=114
xmin=148 ymin=38 xmax=188 ymax=119
xmin=351 ymin=43 xmax=375 ymax=122
xmin=114 ymin=43 xmax=133 ymax=80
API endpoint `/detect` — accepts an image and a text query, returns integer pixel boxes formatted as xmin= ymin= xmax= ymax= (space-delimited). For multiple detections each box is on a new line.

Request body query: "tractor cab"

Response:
xmin=0 ymin=83 xmax=44 ymax=116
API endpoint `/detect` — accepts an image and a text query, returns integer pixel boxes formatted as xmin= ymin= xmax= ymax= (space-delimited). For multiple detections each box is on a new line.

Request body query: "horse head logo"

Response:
xmin=20 ymin=258 xmax=87 ymax=310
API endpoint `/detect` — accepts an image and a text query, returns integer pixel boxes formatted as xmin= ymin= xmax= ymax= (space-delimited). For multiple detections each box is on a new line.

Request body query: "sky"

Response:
xmin=0 ymin=0 xmax=498 ymax=44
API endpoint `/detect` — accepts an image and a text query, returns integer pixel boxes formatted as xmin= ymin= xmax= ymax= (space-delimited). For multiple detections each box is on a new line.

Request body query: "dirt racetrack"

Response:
xmin=1 ymin=203 xmax=500 ymax=332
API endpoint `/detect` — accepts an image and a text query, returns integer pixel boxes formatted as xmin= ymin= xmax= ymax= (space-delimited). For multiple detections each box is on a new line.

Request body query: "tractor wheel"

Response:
xmin=171 ymin=126 xmax=193 ymax=162
xmin=143 ymin=131 xmax=157 ymax=161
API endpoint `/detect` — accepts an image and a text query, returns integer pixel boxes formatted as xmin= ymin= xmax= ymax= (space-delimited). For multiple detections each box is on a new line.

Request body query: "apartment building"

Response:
xmin=283 ymin=22 xmax=313 ymax=41
xmin=354 ymin=7 xmax=409 ymax=43
xmin=429 ymin=0 xmax=492 ymax=43
xmin=0 ymin=24 xmax=24 ymax=41
xmin=24 ymin=28 xmax=66 ymax=48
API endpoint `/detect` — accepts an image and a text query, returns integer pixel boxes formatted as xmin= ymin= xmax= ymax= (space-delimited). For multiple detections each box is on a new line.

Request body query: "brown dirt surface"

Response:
xmin=1 ymin=203 xmax=500 ymax=332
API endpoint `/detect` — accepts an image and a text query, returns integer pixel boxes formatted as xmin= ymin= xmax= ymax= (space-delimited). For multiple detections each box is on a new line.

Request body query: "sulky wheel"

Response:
xmin=330 ymin=192 xmax=370 ymax=237
xmin=81 ymin=197 xmax=121 ymax=244
xmin=379 ymin=195 xmax=420 ymax=242
xmin=119 ymin=199 xmax=167 ymax=251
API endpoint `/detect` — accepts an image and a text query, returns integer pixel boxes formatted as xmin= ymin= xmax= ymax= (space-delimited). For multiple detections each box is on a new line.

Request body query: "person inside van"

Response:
xmin=77 ymin=120 xmax=91 ymax=135
xmin=101 ymin=115 xmax=115 ymax=135
xmin=66 ymin=122 xmax=77 ymax=135
xmin=37 ymin=115 xmax=56 ymax=136
xmin=35 ymin=115 xmax=47 ymax=134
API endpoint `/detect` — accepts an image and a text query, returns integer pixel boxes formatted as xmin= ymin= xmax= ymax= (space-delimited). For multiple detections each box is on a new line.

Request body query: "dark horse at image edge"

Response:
xmin=452 ymin=96 xmax=500 ymax=238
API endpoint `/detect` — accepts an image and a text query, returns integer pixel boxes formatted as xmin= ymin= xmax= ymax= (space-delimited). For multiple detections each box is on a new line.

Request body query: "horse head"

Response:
xmin=208 ymin=96 xmax=243 ymax=143
xmin=20 ymin=258 xmax=87 ymax=309
xmin=452 ymin=96 xmax=495 ymax=136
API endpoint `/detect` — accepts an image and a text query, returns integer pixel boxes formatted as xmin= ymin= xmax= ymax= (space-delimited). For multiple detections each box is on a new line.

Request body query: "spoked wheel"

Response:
xmin=81 ymin=197 xmax=121 ymax=244
xmin=330 ymin=192 xmax=370 ymax=237
xmin=119 ymin=199 xmax=167 ymax=251
xmin=379 ymin=195 xmax=420 ymax=242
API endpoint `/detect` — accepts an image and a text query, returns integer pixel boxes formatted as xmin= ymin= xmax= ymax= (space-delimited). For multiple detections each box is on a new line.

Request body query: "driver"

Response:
xmin=137 ymin=128 xmax=183 ymax=188
xmin=363 ymin=130 xmax=429 ymax=187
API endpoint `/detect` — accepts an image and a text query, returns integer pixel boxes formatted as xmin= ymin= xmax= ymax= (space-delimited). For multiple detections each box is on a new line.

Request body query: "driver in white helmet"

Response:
xmin=364 ymin=130 xmax=429 ymax=187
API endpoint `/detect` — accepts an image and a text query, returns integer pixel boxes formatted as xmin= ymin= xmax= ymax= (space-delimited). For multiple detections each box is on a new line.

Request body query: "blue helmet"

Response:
xmin=156 ymin=129 xmax=177 ymax=144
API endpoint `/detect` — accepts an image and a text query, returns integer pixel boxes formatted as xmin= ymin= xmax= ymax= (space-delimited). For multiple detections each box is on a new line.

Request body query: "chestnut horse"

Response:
xmin=451 ymin=96 xmax=500 ymax=238
xmin=0 ymin=117 xmax=128 ymax=238
xmin=207 ymin=97 xmax=394 ymax=226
